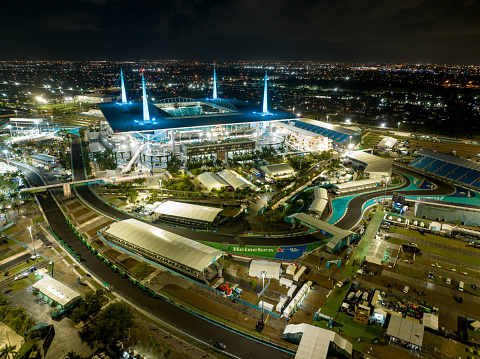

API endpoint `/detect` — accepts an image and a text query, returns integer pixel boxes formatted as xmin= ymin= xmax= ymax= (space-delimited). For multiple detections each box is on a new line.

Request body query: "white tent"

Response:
xmin=248 ymin=260 xmax=281 ymax=280
xmin=422 ymin=313 xmax=439 ymax=331
xmin=154 ymin=201 xmax=222 ymax=223
xmin=283 ymin=323 xmax=353 ymax=359
xmin=197 ymin=172 xmax=229 ymax=192
xmin=217 ymin=169 xmax=254 ymax=190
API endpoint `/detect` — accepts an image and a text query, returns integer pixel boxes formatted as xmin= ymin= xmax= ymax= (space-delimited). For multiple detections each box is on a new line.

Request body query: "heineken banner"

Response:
xmin=202 ymin=242 xmax=326 ymax=260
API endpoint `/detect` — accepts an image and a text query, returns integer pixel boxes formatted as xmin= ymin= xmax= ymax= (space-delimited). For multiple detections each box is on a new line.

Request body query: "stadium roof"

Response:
xmin=420 ymin=149 xmax=480 ymax=171
xmin=154 ymin=201 xmax=222 ymax=223
xmin=98 ymin=97 xmax=297 ymax=133
xmin=33 ymin=275 xmax=81 ymax=308
xmin=105 ymin=219 xmax=223 ymax=272
xmin=197 ymin=172 xmax=229 ymax=191
xmin=217 ymin=169 xmax=253 ymax=189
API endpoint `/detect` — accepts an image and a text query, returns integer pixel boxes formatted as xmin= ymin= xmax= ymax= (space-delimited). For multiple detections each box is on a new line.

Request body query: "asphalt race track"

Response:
xmin=334 ymin=169 xmax=456 ymax=230
xmin=11 ymin=135 xmax=457 ymax=359
xmin=16 ymin=152 xmax=295 ymax=359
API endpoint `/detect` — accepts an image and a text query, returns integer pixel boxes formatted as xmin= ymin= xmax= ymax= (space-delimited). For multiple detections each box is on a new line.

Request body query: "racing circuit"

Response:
xmin=12 ymin=134 xmax=461 ymax=359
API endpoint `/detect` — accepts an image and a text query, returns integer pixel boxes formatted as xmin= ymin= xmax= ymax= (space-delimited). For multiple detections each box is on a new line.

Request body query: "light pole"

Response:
xmin=397 ymin=122 xmax=400 ymax=132
xmin=260 ymin=271 xmax=266 ymax=323
xmin=3 ymin=150 xmax=9 ymax=166
xmin=27 ymin=226 xmax=39 ymax=265
xmin=6 ymin=125 xmax=12 ymax=137
xmin=159 ymin=179 xmax=162 ymax=201
xmin=383 ymin=176 xmax=390 ymax=209
xmin=4 ymin=327 xmax=11 ymax=358
xmin=34 ymin=119 xmax=39 ymax=134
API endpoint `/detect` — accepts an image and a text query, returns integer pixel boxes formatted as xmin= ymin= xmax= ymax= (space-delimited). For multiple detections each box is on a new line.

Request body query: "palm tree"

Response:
xmin=0 ymin=344 xmax=17 ymax=359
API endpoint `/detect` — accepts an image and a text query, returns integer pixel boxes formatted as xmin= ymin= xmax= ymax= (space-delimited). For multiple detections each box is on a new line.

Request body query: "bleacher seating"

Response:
xmin=424 ymin=160 xmax=444 ymax=173
xmin=460 ymin=170 xmax=480 ymax=184
xmin=409 ymin=150 xmax=480 ymax=190
xmin=291 ymin=120 xmax=353 ymax=144
xmin=186 ymin=107 xmax=196 ymax=116
xmin=409 ymin=157 xmax=423 ymax=167
xmin=446 ymin=166 xmax=470 ymax=181
xmin=435 ymin=162 xmax=457 ymax=177
xmin=412 ymin=157 xmax=435 ymax=170
xmin=165 ymin=109 xmax=175 ymax=116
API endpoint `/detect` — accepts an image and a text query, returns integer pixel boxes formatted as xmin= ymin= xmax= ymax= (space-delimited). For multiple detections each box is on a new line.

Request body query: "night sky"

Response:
xmin=3 ymin=0 xmax=480 ymax=65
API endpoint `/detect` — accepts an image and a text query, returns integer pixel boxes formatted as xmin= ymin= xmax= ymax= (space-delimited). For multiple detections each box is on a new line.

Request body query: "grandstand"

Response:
xmin=409 ymin=149 xmax=480 ymax=190
xmin=285 ymin=119 xmax=359 ymax=146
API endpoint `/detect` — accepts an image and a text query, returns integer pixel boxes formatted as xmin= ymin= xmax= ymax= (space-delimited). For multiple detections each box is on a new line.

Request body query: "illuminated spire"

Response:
xmin=262 ymin=70 xmax=269 ymax=114
xmin=120 ymin=68 xmax=127 ymax=103
xmin=213 ymin=66 xmax=218 ymax=99
xmin=142 ymin=71 xmax=150 ymax=122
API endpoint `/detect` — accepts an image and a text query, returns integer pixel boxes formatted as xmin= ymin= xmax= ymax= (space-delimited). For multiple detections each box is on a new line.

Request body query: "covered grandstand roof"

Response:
xmin=98 ymin=97 xmax=297 ymax=133
xmin=217 ymin=169 xmax=253 ymax=190
xmin=286 ymin=119 xmax=357 ymax=145
xmin=105 ymin=219 xmax=223 ymax=272
xmin=419 ymin=149 xmax=480 ymax=171
xmin=409 ymin=149 xmax=480 ymax=188
xmin=345 ymin=151 xmax=392 ymax=176
xmin=197 ymin=172 xmax=229 ymax=192
xmin=334 ymin=178 xmax=380 ymax=190
xmin=154 ymin=201 xmax=222 ymax=223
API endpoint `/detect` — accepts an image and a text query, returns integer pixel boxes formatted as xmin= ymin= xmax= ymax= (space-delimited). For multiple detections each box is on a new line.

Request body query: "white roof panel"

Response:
xmin=197 ymin=172 xmax=229 ymax=191
xmin=105 ymin=219 xmax=224 ymax=272
xmin=33 ymin=275 xmax=81 ymax=307
xmin=154 ymin=201 xmax=222 ymax=223
xmin=217 ymin=169 xmax=253 ymax=189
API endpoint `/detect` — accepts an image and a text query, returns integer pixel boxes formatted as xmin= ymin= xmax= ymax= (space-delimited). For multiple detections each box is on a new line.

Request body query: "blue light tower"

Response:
xmin=142 ymin=71 xmax=150 ymax=122
xmin=262 ymin=70 xmax=270 ymax=115
xmin=213 ymin=66 xmax=218 ymax=99
xmin=120 ymin=68 xmax=127 ymax=104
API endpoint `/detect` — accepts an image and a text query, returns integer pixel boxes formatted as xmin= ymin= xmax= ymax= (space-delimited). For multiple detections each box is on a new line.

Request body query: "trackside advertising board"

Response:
xmin=201 ymin=241 xmax=328 ymax=260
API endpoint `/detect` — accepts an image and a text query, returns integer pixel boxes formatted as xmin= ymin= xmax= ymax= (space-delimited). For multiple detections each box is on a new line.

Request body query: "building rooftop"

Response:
xmin=105 ymin=218 xmax=223 ymax=272
xmin=154 ymin=201 xmax=223 ymax=223
xmin=98 ymin=97 xmax=297 ymax=133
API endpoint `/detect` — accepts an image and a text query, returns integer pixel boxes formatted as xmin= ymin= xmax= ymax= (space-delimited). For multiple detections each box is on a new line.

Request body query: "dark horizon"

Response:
xmin=2 ymin=0 xmax=480 ymax=65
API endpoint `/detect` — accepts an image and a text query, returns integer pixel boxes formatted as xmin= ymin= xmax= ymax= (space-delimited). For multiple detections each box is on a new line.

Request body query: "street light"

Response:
xmin=397 ymin=122 xmax=400 ymax=132
xmin=6 ymin=125 xmax=12 ymax=137
xmin=2 ymin=150 xmax=9 ymax=166
xmin=4 ymin=327 xmax=11 ymax=358
xmin=383 ymin=176 xmax=390 ymax=209
xmin=27 ymin=226 xmax=39 ymax=265
xmin=159 ymin=179 xmax=163 ymax=201
xmin=259 ymin=271 xmax=266 ymax=325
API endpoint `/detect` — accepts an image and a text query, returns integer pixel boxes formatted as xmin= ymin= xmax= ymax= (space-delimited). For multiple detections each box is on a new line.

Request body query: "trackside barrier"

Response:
xmin=58 ymin=226 xmax=292 ymax=352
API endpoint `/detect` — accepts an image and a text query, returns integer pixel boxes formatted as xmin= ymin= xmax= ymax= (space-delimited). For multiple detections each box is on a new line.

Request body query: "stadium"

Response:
xmin=95 ymin=68 xmax=361 ymax=171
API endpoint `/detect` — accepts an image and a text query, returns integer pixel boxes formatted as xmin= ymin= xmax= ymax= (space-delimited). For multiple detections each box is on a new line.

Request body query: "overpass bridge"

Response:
xmin=20 ymin=174 xmax=147 ymax=196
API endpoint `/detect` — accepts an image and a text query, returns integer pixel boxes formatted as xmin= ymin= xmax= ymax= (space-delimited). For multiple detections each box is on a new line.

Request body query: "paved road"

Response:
xmin=335 ymin=168 xmax=456 ymax=230
xmin=388 ymin=231 xmax=480 ymax=271
xmin=17 ymin=141 xmax=295 ymax=359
